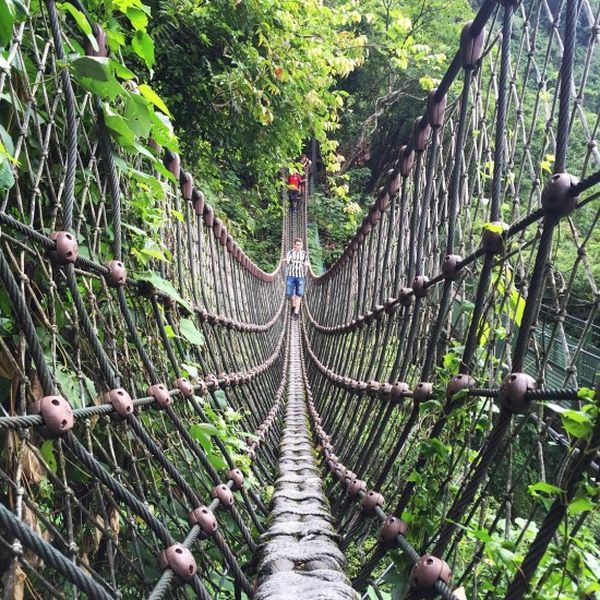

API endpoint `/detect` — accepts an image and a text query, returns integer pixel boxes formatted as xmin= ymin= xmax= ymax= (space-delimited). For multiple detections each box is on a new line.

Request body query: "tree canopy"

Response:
xmin=145 ymin=0 xmax=475 ymax=270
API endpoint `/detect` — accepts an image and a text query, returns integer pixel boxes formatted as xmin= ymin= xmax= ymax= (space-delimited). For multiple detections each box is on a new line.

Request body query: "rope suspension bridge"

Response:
xmin=0 ymin=0 xmax=599 ymax=598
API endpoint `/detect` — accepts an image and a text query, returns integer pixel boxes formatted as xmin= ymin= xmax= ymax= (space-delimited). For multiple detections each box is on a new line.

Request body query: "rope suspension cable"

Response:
xmin=0 ymin=1 xmax=287 ymax=597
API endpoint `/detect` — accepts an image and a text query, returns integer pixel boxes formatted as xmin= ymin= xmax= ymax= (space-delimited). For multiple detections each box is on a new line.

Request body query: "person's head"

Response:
xmin=293 ymin=238 xmax=303 ymax=251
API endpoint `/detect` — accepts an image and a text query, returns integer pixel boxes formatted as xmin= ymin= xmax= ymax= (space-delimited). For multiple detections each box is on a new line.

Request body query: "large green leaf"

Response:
xmin=560 ymin=409 xmax=593 ymax=440
xmin=110 ymin=59 xmax=136 ymax=80
xmin=54 ymin=366 xmax=92 ymax=409
xmin=181 ymin=362 xmax=199 ymax=378
xmin=57 ymin=2 xmax=97 ymax=52
xmin=124 ymin=93 xmax=152 ymax=138
xmin=148 ymin=110 xmax=178 ymax=150
xmin=208 ymin=452 xmax=227 ymax=470
xmin=179 ymin=317 xmax=204 ymax=346
xmin=126 ymin=6 xmax=148 ymax=30
xmin=0 ymin=122 xmax=15 ymax=154
xmin=528 ymin=481 xmax=562 ymax=497
xmin=0 ymin=158 xmax=14 ymax=192
xmin=0 ymin=0 xmax=15 ymax=48
xmin=197 ymin=422 xmax=219 ymax=437
xmin=213 ymin=389 xmax=228 ymax=409
xmin=189 ymin=424 xmax=214 ymax=451
xmin=0 ymin=0 xmax=28 ymax=48
xmin=139 ymin=83 xmax=170 ymax=116
xmin=40 ymin=440 xmax=58 ymax=473
xmin=103 ymin=103 xmax=135 ymax=146
xmin=132 ymin=31 xmax=155 ymax=69
xmin=136 ymin=271 xmax=193 ymax=313
xmin=568 ymin=496 xmax=594 ymax=516
xmin=71 ymin=56 xmax=112 ymax=82
xmin=139 ymin=239 xmax=168 ymax=261
xmin=71 ymin=57 xmax=124 ymax=100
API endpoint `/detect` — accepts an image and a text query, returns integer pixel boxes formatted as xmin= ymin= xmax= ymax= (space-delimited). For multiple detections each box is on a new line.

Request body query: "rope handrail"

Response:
xmin=0 ymin=2 xmax=287 ymax=598
xmin=0 ymin=320 xmax=287 ymax=429
xmin=0 ymin=210 xmax=285 ymax=329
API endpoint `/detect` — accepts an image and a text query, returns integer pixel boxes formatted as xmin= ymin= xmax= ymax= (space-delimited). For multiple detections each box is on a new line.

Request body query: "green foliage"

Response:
xmin=336 ymin=0 xmax=472 ymax=187
xmin=2 ymin=2 xmax=597 ymax=597
xmin=0 ymin=0 xmax=28 ymax=47
xmin=152 ymin=0 xmax=364 ymax=185
xmin=0 ymin=124 xmax=16 ymax=193
xmin=179 ymin=317 xmax=204 ymax=346
xmin=545 ymin=400 xmax=597 ymax=442
xmin=140 ymin=0 xmax=372 ymax=266
xmin=135 ymin=272 xmax=192 ymax=312
xmin=306 ymin=222 xmax=324 ymax=274
xmin=308 ymin=189 xmax=366 ymax=267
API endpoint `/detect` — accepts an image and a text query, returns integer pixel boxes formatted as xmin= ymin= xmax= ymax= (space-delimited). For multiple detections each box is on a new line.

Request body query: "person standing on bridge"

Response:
xmin=287 ymin=170 xmax=303 ymax=213
xmin=286 ymin=238 xmax=309 ymax=320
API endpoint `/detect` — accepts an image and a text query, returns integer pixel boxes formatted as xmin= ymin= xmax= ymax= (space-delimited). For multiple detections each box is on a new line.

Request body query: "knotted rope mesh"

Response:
xmin=0 ymin=0 xmax=598 ymax=599
xmin=302 ymin=0 xmax=599 ymax=597
xmin=1 ymin=3 xmax=287 ymax=598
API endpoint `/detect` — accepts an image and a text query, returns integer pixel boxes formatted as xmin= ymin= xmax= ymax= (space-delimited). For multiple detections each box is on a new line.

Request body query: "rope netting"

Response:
xmin=0 ymin=0 xmax=598 ymax=599
xmin=0 ymin=2 xmax=288 ymax=598
xmin=302 ymin=0 xmax=600 ymax=597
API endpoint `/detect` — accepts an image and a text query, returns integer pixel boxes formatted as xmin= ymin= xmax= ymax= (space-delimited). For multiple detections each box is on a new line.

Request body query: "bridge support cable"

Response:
xmin=301 ymin=0 xmax=600 ymax=597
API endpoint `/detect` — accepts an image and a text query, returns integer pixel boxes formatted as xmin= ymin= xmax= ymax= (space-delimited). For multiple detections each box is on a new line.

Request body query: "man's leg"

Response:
xmin=286 ymin=276 xmax=295 ymax=314
xmin=289 ymin=277 xmax=299 ymax=317
xmin=294 ymin=277 xmax=305 ymax=316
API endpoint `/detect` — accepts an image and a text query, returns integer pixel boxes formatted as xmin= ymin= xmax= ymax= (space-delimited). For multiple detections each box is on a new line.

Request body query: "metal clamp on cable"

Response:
xmin=211 ymin=484 xmax=234 ymax=510
xmin=380 ymin=516 xmax=408 ymax=545
xmin=105 ymin=260 xmax=127 ymax=287
xmin=410 ymin=554 xmax=452 ymax=598
xmin=460 ymin=22 xmax=486 ymax=69
xmin=541 ymin=173 xmax=579 ymax=216
xmin=188 ymin=506 xmax=218 ymax=539
xmin=147 ymin=384 xmax=172 ymax=409
xmin=413 ymin=116 xmax=432 ymax=152
xmin=446 ymin=375 xmax=476 ymax=403
xmin=361 ymin=490 xmax=385 ymax=516
xmin=158 ymin=544 xmax=196 ymax=582
xmin=499 ymin=372 xmax=537 ymax=414
xmin=104 ymin=388 xmax=134 ymax=418
xmin=49 ymin=231 xmax=78 ymax=264
xmin=32 ymin=395 xmax=74 ymax=437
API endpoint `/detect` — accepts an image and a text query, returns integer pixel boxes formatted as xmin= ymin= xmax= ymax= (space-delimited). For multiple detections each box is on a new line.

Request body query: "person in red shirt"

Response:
xmin=287 ymin=171 xmax=302 ymax=212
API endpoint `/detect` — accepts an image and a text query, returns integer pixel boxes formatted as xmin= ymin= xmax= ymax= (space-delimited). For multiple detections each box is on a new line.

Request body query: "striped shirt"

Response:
xmin=286 ymin=250 xmax=307 ymax=277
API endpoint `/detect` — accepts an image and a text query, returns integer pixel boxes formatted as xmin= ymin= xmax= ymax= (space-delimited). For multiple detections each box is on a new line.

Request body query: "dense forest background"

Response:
xmin=149 ymin=0 xmax=473 ymax=270
xmin=2 ymin=0 xmax=597 ymax=303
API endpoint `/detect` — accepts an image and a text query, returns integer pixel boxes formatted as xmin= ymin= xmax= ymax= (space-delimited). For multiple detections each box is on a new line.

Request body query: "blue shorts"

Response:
xmin=286 ymin=276 xmax=305 ymax=297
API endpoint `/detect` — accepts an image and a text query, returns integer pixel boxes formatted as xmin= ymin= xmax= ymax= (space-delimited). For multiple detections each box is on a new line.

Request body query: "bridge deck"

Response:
xmin=255 ymin=321 xmax=358 ymax=599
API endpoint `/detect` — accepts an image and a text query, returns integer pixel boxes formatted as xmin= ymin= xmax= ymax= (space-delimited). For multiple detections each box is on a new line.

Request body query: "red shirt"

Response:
xmin=288 ymin=173 xmax=301 ymax=190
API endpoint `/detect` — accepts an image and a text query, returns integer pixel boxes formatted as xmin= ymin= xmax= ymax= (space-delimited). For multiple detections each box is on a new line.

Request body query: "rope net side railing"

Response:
xmin=0 ymin=2 xmax=289 ymax=598
xmin=303 ymin=0 xmax=600 ymax=598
